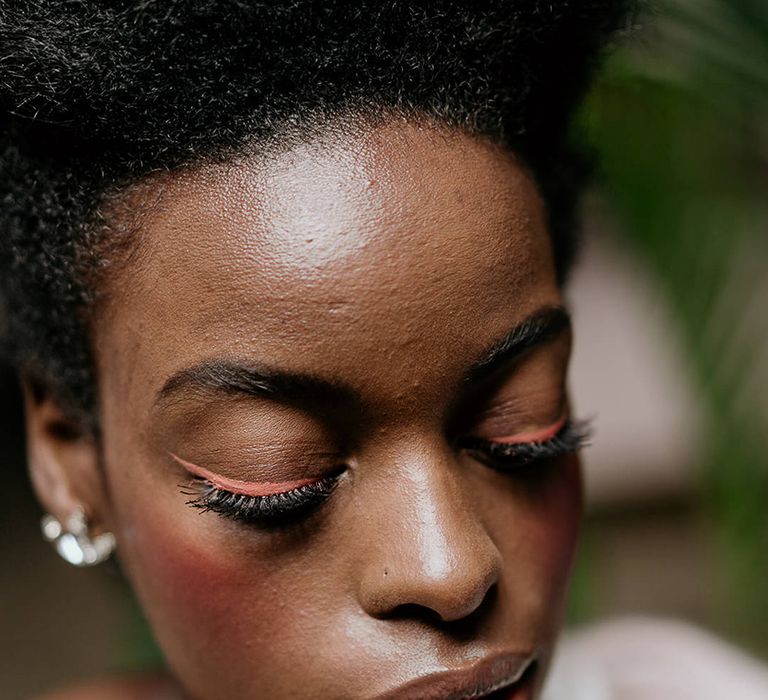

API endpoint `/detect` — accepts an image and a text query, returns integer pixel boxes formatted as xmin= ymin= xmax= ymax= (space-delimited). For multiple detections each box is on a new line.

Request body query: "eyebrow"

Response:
xmin=153 ymin=305 xmax=570 ymax=409
xmin=154 ymin=358 xmax=358 ymax=409
xmin=463 ymin=305 xmax=570 ymax=384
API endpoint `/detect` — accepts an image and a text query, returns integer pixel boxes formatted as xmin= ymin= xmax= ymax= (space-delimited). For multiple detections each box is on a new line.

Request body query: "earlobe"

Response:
xmin=41 ymin=505 xmax=116 ymax=567
xmin=21 ymin=377 xmax=110 ymax=535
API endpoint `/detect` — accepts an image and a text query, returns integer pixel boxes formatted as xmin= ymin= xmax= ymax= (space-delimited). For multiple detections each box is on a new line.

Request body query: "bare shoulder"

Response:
xmin=545 ymin=617 xmax=768 ymax=700
xmin=34 ymin=671 xmax=184 ymax=700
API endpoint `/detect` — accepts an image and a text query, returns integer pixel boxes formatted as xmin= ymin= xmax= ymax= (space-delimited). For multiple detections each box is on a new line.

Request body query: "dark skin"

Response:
xmin=25 ymin=118 xmax=581 ymax=699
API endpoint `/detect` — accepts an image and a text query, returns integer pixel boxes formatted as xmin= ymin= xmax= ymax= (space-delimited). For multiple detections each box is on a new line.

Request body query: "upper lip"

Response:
xmin=374 ymin=651 xmax=536 ymax=700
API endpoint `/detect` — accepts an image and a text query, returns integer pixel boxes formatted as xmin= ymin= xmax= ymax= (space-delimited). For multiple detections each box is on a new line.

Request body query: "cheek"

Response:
xmin=495 ymin=456 xmax=582 ymax=625
xmin=531 ymin=456 xmax=583 ymax=572
xmin=129 ymin=510 xmax=268 ymax=638
xmin=117 ymin=498 xmax=314 ymax=691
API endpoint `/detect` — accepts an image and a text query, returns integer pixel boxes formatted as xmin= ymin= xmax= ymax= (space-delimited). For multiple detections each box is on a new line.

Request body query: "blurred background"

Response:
xmin=1 ymin=0 xmax=766 ymax=697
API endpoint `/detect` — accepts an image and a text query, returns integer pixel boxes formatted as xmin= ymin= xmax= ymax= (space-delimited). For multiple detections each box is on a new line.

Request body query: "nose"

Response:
xmin=356 ymin=444 xmax=503 ymax=624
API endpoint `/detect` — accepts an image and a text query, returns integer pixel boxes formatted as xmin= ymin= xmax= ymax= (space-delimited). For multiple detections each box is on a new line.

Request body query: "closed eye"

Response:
xmin=169 ymin=451 xmax=320 ymax=497
xmin=170 ymin=451 xmax=345 ymax=526
xmin=180 ymin=469 xmax=345 ymax=527
xmin=487 ymin=415 xmax=568 ymax=445
xmin=457 ymin=418 xmax=591 ymax=473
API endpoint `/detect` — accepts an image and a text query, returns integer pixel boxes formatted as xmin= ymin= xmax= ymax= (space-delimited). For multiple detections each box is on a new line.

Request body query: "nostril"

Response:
xmin=355 ymin=462 xmax=504 ymax=623
xmin=389 ymin=602 xmax=443 ymax=624
xmin=388 ymin=578 xmax=499 ymax=631
xmin=359 ymin=522 xmax=504 ymax=621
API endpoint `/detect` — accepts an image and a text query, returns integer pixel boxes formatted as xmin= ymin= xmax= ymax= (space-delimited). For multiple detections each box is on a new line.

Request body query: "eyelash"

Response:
xmin=182 ymin=470 xmax=343 ymax=527
xmin=182 ymin=419 xmax=589 ymax=527
xmin=457 ymin=419 xmax=591 ymax=473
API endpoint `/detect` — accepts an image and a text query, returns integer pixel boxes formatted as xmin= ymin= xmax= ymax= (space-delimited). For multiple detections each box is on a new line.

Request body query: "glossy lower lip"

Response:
xmin=374 ymin=653 xmax=536 ymax=700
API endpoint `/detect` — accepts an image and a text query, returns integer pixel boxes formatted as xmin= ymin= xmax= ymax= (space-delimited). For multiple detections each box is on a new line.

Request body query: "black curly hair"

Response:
xmin=0 ymin=0 xmax=633 ymax=429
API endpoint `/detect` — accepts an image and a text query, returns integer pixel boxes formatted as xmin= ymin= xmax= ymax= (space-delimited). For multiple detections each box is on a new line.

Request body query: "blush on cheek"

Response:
xmin=530 ymin=455 xmax=583 ymax=595
xmin=504 ymin=455 xmax=582 ymax=617
xmin=123 ymin=506 xmax=294 ymax=674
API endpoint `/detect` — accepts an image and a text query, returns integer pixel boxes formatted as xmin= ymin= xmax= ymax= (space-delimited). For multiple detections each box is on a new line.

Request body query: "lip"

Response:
xmin=374 ymin=652 xmax=537 ymax=700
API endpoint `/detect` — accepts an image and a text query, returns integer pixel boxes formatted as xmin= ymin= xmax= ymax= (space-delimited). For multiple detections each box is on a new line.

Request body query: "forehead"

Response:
xmin=94 ymin=120 xmax=559 ymax=413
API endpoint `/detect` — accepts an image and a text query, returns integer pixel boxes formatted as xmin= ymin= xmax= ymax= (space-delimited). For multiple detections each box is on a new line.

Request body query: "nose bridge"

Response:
xmin=356 ymin=437 xmax=503 ymax=622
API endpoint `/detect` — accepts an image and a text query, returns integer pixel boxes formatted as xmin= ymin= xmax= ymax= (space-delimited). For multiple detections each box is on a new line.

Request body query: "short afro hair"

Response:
xmin=0 ymin=0 xmax=633 ymax=428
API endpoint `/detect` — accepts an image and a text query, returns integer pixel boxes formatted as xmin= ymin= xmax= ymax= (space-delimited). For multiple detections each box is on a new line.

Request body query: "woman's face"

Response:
xmin=91 ymin=120 xmax=581 ymax=699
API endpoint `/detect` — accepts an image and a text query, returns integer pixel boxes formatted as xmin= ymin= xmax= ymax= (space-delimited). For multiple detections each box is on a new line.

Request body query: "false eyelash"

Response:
xmin=457 ymin=418 xmax=591 ymax=473
xmin=181 ymin=470 xmax=343 ymax=526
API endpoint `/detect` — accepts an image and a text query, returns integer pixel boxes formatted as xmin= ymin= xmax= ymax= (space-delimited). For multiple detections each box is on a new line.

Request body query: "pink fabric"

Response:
xmin=543 ymin=617 xmax=768 ymax=699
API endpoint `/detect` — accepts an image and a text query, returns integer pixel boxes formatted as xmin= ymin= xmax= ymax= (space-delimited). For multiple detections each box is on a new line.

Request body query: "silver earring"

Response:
xmin=41 ymin=505 xmax=116 ymax=567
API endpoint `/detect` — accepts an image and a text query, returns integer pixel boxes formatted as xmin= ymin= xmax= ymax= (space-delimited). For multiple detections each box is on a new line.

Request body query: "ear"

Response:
xmin=22 ymin=377 xmax=111 ymax=533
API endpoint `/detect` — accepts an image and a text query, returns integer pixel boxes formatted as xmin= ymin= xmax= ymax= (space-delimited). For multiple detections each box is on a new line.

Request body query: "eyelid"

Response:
xmin=168 ymin=451 xmax=318 ymax=497
xmin=489 ymin=414 xmax=567 ymax=445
